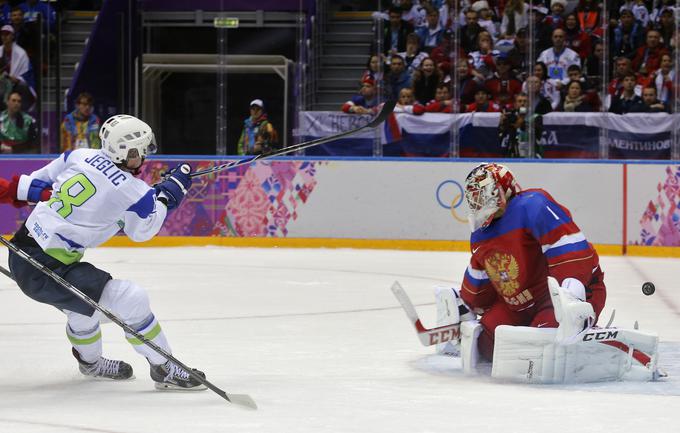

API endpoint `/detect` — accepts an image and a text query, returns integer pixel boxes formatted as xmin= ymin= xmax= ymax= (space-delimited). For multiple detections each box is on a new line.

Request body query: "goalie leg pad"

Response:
xmin=491 ymin=325 xmax=660 ymax=383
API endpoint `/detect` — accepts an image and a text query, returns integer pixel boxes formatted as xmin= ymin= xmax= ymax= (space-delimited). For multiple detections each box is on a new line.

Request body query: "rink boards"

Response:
xmin=0 ymin=157 xmax=678 ymax=256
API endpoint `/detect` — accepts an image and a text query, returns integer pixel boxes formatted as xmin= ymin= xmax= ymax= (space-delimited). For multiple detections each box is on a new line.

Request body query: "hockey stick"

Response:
xmin=390 ymin=281 xmax=461 ymax=346
xmin=0 ymin=238 xmax=256 ymax=410
xmin=188 ymin=99 xmax=397 ymax=178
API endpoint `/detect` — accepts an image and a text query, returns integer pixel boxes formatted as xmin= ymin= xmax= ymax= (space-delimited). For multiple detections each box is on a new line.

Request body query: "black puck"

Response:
xmin=642 ymin=282 xmax=656 ymax=296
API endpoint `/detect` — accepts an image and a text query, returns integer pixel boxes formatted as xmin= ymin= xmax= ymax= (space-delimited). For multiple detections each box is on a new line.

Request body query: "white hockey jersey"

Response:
xmin=536 ymin=47 xmax=581 ymax=84
xmin=16 ymin=149 xmax=167 ymax=264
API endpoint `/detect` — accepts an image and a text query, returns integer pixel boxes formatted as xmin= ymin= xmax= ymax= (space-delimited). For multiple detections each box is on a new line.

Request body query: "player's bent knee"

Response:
xmin=100 ymin=279 xmax=152 ymax=324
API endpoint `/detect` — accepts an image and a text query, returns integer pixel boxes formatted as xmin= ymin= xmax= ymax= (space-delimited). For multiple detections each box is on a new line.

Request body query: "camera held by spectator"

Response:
xmin=498 ymin=93 xmax=544 ymax=158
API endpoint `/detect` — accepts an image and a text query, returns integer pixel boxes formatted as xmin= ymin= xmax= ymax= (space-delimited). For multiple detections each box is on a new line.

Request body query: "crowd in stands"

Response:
xmin=0 ymin=0 xmax=56 ymax=153
xmin=342 ymin=0 xmax=678 ymax=117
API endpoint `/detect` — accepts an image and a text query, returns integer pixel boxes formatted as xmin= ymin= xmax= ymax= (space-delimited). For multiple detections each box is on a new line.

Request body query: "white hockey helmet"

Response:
xmin=464 ymin=163 xmax=521 ymax=231
xmin=100 ymin=115 xmax=157 ymax=166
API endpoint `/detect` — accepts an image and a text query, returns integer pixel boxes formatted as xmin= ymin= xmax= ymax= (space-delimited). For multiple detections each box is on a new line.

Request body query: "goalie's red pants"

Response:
xmin=478 ymin=297 xmax=558 ymax=361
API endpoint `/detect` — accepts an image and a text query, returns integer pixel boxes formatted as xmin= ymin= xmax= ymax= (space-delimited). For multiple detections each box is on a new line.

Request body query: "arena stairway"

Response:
xmin=313 ymin=11 xmax=374 ymax=111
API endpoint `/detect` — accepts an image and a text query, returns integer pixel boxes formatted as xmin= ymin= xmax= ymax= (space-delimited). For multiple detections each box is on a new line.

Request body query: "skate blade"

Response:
xmin=154 ymin=382 xmax=208 ymax=391
xmin=82 ymin=374 xmax=136 ymax=381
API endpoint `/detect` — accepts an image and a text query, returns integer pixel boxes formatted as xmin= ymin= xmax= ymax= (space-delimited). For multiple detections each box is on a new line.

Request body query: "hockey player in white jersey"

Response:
xmin=8 ymin=115 xmax=205 ymax=390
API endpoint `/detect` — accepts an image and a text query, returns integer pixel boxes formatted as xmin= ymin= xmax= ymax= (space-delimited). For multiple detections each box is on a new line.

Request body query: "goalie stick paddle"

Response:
xmin=390 ymin=281 xmax=461 ymax=347
xmin=188 ymin=99 xmax=397 ymax=178
xmin=0 ymin=238 xmax=257 ymax=410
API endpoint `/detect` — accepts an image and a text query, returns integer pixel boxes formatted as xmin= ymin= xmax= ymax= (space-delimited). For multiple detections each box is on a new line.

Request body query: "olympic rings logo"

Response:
xmin=435 ymin=180 xmax=468 ymax=223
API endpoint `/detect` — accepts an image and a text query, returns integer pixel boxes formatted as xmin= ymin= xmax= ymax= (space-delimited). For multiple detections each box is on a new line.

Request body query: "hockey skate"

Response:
xmin=150 ymin=361 xmax=207 ymax=391
xmin=73 ymin=348 xmax=134 ymax=380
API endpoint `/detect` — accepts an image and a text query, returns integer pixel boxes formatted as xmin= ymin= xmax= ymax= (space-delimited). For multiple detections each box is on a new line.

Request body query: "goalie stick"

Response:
xmin=188 ymin=99 xmax=397 ymax=178
xmin=390 ymin=281 xmax=461 ymax=347
xmin=0 ymin=239 xmax=257 ymax=410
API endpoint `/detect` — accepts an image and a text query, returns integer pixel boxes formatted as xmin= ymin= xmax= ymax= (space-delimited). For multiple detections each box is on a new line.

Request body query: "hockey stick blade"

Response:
xmin=0 ymin=239 xmax=257 ymax=410
xmin=390 ymin=281 xmax=460 ymax=347
xmin=189 ymin=99 xmax=397 ymax=178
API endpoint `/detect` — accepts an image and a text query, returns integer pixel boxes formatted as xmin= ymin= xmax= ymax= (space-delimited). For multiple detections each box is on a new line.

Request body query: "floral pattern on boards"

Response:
xmin=135 ymin=160 xmax=320 ymax=238
xmin=637 ymin=165 xmax=680 ymax=246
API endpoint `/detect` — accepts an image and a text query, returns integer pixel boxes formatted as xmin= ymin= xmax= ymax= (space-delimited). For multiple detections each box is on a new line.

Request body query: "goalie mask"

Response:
xmin=100 ymin=115 xmax=157 ymax=174
xmin=464 ymin=163 xmax=521 ymax=231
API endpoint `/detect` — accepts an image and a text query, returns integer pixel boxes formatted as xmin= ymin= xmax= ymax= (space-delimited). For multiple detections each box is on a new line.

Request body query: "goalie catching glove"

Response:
xmin=155 ymin=163 xmax=192 ymax=210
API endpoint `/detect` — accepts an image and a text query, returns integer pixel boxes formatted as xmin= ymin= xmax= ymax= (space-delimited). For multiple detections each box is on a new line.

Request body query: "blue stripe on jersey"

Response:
xmin=126 ymin=189 xmax=156 ymax=218
xmin=56 ymin=233 xmax=85 ymax=249
xmin=134 ymin=314 xmax=156 ymax=332
xmin=470 ymin=194 xmax=527 ymax=243
xmin=544 ymin=239 xmax=590 ymax=259
xmin=525 ymin=192 xmax=574 ymax=240
xmin=63 ymin=151 xmax=72 ymax=162
xmin=464 ymin=269 xmax=488 ymax=287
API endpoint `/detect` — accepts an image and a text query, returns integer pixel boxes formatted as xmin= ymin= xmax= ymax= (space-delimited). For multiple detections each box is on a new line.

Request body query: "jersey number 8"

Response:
xmin=47 ymin=173 xmax=97 ymax=218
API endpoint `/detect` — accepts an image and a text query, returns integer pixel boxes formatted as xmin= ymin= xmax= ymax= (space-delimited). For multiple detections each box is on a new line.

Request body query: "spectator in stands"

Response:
xmin=632 ymin=29 xmax=669 ymax=76
xmin=633 ymin=86 xmax=669 ymax=113
xmin=412 ymin=57 xmax=441 ymax=104
xmin=362 ymin=55 xmax=384 ymax=86
xmin=385 ymin=54 xmax=412 ymax=99
xmin=563 ymin=13 xmax=590 ymax=60
xmin=537 ymin=28 xmax=581 ymax=86
xmin=575 ymin=0 xmax=601 ymax=35
xmin=383 ymin=6 xmax=413 ymax=55
xmin=399 ymin=33 xmax=429 ymax=75
xmin=629 ymin=0 xmax=650 ymax=28
xmin=611 ymin=9 xmax=644 ymax=61
xmin=583 ymin=41 xmax=604 ymax=86
xmin=0 ymin=24 xmax=35 ymax=111
xmin=472 ymin=1 xmax=497 ymax=39
xmin=468 ymin=31 xmax=496 ymax=82
xmin=529 ymin=4 xmax=552 ymax=53
xmin=460 ymin=8 xmax=482 ymax=53
xmin=609 ymin=73 xmax=644 ymax=114
xmin=558 ymin=80 xmax=594 ymax=112
xmin=500 ymin=0 xmax=528 ymax=38
xmin=425 ymin=82 xmax=454 ymax=113
xmin=654 ymin=8 xmax=675 ymax=52
xmin=464 ymin=88 xmax=500 ymax=112
xmin=454 ymin=57 xmax=482 ymax=106
xmin=400 ymin=0 xmax=427 ymax=28
xmin=565 ymin=64 xmax=601 ymax=110
xmin=653 ymin=53 xmax=674 ymax=108
xmin=19 ymin=0 xmax=56 ymax=32
xmin=10 ymin=7 xmax=38 ymax=62
xmin=523 ymin=61 xmax=561 ymax=109
xmin=524 ymin=75 xmax=553 ymax=115
xmin=438 ymin=0 xmax=464 ymax=32
xmin=61 ymin=92 xmax=101 ymax=152
xmin=608 ymin=56 xmax=636 ymax=98
xmin=498 ymin=92 xmax=545 ymax=158
xmin=541 ymin=0 xmax=566 ymax=33
xmin=342 ymin=76 xmax=378 ymax=114
xmin=416 ymin=6 xmax=444 ymax=54
xmin=485 ymin=55 xmax=522 ymax=110
xmin=394 ymin=87 xmax=425 ymax=115
xmin=237 ymin=99 xmax=279 ymax=156
xmin=0 ymin=90 xmax=36 ymax=153
xmin=505 ymin=27 xmax=530 ymax=81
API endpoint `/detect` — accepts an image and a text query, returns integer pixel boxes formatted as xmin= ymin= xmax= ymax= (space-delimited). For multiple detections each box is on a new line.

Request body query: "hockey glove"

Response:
xmin=155 ymin=164 xmax=193 ymax=211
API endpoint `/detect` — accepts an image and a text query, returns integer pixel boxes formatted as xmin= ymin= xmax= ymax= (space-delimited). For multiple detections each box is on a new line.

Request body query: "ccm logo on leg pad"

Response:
xmin=582 ymin=330 xmax=619 ymax=341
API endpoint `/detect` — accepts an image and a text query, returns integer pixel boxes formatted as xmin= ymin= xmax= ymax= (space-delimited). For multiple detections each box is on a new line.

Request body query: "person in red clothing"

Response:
xmin=464 ymin=88 xmax=500 ymax=112
xmin=0 ymin=174 xmax=50 ymax=207
xmin=394 ymin=87 xmax=425 ymax=115
xmin=632 ymin=29 xmax=670 ymax=76
xmin=484 ymin=55 xmax=522 ymax=110
xmin=458 ymin=163 xmax=606 ymax=361
xmin=563 ymin=13 xmax=591 ymax=60
xmin=425 ymin=83 xmax=455 ymax=113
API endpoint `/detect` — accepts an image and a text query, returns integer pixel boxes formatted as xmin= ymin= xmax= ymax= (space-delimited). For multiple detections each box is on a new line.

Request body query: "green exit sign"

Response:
xmin=214 ymin=17 xmax=239 ymax=28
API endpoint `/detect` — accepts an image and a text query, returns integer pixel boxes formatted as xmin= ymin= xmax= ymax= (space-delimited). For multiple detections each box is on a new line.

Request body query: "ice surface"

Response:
xmin=0 ymin=247 xmax=678 ymax=433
